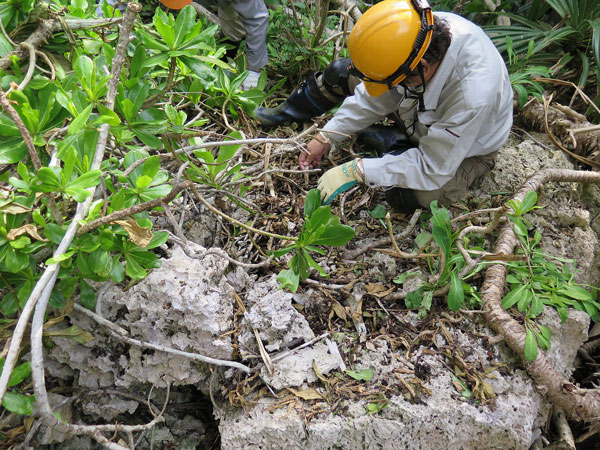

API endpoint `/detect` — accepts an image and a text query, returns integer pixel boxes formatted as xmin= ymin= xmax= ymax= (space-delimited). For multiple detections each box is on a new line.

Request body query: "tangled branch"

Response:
xmin=481 ymin=168 xmax=600 ymax=421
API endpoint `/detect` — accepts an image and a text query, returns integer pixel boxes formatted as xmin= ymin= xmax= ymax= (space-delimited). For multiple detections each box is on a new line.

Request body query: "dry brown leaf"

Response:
xmin=1 ymin=203 xmax=31 ymax=214
xmin=366 ymin=283 xmax=395 ymax=298
xmin=366 ymin=283 xmax=387 ymax=294
xmin=312 ymin=359 xmax=329 ymax=384
xmin=6 ymin=224 xmax=47 ymax=242
xmin=113 ymin=219 xmax=154 ymax=248
xmin=331 ymin=300 xmax=348 ymax=322
xmin=287 ymin=387 xmax=324 ymax=401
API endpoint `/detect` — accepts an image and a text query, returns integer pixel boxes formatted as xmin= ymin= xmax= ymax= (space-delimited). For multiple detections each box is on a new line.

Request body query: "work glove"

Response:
xmin=241 ymin=70 xmax=260 ymax=90
xmin=317 ymin=158 xmax=364 ymax=205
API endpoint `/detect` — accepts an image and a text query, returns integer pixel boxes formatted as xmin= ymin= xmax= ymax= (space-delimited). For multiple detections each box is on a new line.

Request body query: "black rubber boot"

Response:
xmin=254 ymin=73 xmax=338 ymax=126
xmin=356 ymin=125 xmax=412 ymax=157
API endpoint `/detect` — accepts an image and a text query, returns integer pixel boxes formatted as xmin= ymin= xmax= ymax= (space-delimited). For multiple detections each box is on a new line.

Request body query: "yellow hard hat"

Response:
xmin=348 ymin=0 xmax=434 ymax=97
xmin=160 ymin=0 xmax=192 ymax=9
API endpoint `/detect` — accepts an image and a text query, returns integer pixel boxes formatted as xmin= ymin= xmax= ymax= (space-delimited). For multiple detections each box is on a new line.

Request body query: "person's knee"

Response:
xmin=321 ymin=58 xmax=360 ymax=97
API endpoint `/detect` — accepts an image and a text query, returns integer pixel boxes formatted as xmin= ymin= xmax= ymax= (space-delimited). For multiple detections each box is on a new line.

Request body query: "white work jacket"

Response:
xmin=320 ymin=12 xmax=514 ymax=191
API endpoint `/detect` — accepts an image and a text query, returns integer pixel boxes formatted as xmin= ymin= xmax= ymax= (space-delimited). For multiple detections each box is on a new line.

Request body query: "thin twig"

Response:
xmin=385 ymin=212 xmax=402 ymax=254
xmin=234 ymin=292 xmax=274 ymax=375
xmin=270 ymin=332 xmax=330 ymax=363
xmin=17 ymin=43 xmax=37 ymax=91
xmin=73 ymin=303 xmax=251 ymax=373
xmin=0 ymin=86 xmax=41 ymax=170
xmin=168 ymin=232 xmax=273 ymax=269
xmin=77 ymin=180 xmax=193 ymax=235
xmin=190 ymin=185 xmax=297 ymax=241
xmin=344 ymin=209 xmax=422 ymax=260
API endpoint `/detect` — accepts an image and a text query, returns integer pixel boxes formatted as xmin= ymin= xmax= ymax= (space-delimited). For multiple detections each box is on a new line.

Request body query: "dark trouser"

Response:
xmin=371 ymin=135 xmax=497 ymax=214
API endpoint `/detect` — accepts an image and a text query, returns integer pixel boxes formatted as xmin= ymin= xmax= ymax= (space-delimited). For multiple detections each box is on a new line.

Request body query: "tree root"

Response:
xmin=519 ymin=95 xmax=600 ymax=165
xmin=481 ymin=168 xmax=600 ymax=421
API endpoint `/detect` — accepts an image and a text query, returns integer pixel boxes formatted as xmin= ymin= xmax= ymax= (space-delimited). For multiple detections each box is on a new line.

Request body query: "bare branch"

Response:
xmin=72 ymin=303 xmax=251 ymax=374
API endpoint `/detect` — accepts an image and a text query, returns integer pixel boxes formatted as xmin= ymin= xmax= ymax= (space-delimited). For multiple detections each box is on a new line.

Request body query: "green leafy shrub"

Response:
xmin=276 ymin=189 xmax=354 ymax=292
xmin=484 ymin=0 xmax=600 ymax=111
xmin=502 ymin=191 xmax=599 ymax=360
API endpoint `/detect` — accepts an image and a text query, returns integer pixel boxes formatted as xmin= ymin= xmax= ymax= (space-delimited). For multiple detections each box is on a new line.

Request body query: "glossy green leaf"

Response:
xmin=109 ymin=255 xmax=125 ymax=283
xmin=520 ymin=191 xmax=538 ymax=213
xmin=94 ymin=105 xmax=122 ymax=126
xmin=2 ymin=391 xmax=34 ymax=415
xmin=68 ymin=103 xmax=93 ymax=135
xmin=79 ymin=279 xmax=96 ymax=310
xmin=125 ymin=253 xmax=147 ymax=279
xmin=557 ymin=285 xmax=593 ymax=301
xmin=33 ymin=167 xmax=62 ymax=192
xmin=303 ymin=189 xmax=321 ymax=219
xmin=0 ymin=138 xmax=27 ymax=164
xmin=530 ymin=294 xmax=544 ymax=317
xmin=49 ymin=289 xmax=66 ymax=309
xmin=277 ymin=268 xmax=299 ymax=293
xmin=65 ymin=186 xmax=90 ymax=203
xmin=273 ymin=245 xmax=295 ymax=259
xmin=8 ymin=361 xmax=31 ymax=387
xmin=346 ymin=368 xmax=373 ymax=381
xmin=1 ymin=292 xmax=18 ymax=316
xmin=290 ymin=251 xmax=310 ymax=281
xmin=136 ymin=175 xmax=154 ymax=190
xmin=67 ymin=170 xmax=102 ymax=191
xmin=144 ymin=231 xmax=169 ymax=250
xmin=448 ymin=272 xmax=464 ymax=311
xmin=501 ymin=284 xmax=528 ymax=310
xmin=173 ymin=4 xmax=196 ymax=48
xmin=133 ymin=129 xmax=162 ymax=149
xmin=91 ymin=248 xmax=111 ymax=276
xmin=312 ymin=224 xmax=355 ymax=247
xmin=368 ymin=204 xmax=387 ymax=219
xmin=517 ymin=288 xmax=533 ymax=313
xmin=303 ymin=248 xmax=327 ymax=277
xmin=524 ymin=328 xmax=538 ymax=361
xmin=46 ymin=251 xmax=75 ymax=265
xmin=44 ymin=223 xmax=66 ymax=244
xmin=5 ymin=247 xmax=29 ymax=273
xmin=536 ymin=325 xmax=552 ymax=350
xmin=153 ymin=8 xmax=175 ymax=48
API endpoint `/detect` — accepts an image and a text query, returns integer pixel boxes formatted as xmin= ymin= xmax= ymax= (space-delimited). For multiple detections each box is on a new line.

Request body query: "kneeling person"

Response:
xmin=255 ymin=0 xmax=513 ymax=213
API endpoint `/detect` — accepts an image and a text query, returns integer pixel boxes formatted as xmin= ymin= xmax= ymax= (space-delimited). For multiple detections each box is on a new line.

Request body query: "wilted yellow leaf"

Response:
xmin=7 ymin=224 xmax=47 ymax=242
xmin=44 ymin=325 xmax=95 ymax=344
xmin=1 ymin=203 xmax=31 ymax=214
xmin=113 ymin=219 xmax=154 ymax=248
xmin=312 ymin=359 xmax=328 ymax=384
xmin=366 ymin=283 xmax=395 ymax=298
xmin=331 ymin=300 xmax=348 ymax=322
xmin=286 ymin=387 xmax=323 ymax=401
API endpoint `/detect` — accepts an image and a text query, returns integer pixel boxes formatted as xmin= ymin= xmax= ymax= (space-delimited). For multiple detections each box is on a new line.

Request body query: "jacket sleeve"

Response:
xmin=320 ymin=83 xmax=402 ymax=143
xmin=361 ymin=103 xmax=494 ymax=191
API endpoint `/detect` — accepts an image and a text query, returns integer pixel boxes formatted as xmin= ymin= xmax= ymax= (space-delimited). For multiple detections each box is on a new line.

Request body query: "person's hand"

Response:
xmin=299 ymin=138 xmax=330 ymax=170
xmin=317 ymin=158 xmax=364 ymax=205
xmin=241 ymin=70 xmax=260 ymax=90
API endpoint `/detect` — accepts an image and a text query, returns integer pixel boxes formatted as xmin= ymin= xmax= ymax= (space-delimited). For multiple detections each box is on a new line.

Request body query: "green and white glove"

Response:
xmin=317 ymin=158 xmax=364 ymax=205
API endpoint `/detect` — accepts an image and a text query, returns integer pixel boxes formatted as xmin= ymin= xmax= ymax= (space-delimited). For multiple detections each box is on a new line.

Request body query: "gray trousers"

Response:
xmin=97 ymin=0 xmax=269 ymax=71
xmin=196 ymin=0 xmax=269 ymax=71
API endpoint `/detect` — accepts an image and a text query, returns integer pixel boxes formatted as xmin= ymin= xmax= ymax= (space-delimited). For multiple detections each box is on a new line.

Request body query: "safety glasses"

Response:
xmin=349 ymin=0 xmax=434 ymax=89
